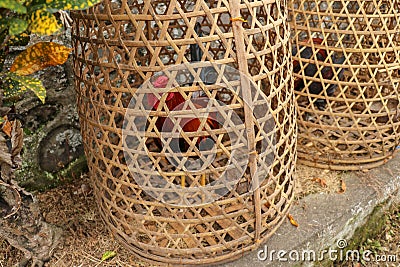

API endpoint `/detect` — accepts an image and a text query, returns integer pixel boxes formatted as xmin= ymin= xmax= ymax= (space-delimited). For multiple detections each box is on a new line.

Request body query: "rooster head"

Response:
xmin=147 ymin=75 xmax=176 ymax=109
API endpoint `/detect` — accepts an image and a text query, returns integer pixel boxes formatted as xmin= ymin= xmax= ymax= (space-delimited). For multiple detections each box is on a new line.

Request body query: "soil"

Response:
xmin=0 ymin=174 xmax=149 ymax=267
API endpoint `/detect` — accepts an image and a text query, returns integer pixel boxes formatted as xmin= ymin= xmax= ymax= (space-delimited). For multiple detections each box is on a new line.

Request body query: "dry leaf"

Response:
xmin=312 ymin=177 xmax=327 ymax=188
xmin=338 ymin=179 xmax=346 ymax=193
xmin=11 ymin=120 xmax=23 ymax=162
xmin=0 ymin=134 xmax=12 ymax=183
xmin=10 ymin=42 xmax=72 ymax=76
xmin=0 ymin=135 xmax=12 ymax=167
xmin=287 ymin=214 xmax=299 ymax=227
xmin=2 ymin=116 xmax=12 ymax=137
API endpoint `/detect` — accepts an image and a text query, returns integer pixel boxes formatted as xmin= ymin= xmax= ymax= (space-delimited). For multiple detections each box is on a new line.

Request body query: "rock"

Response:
xmin=14 ymin=59 xmax=87 ymax=191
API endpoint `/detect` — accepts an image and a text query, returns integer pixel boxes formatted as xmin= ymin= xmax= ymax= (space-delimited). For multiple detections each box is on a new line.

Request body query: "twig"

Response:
xmin=0 ymin=35 xmax=11 ymax=51
xmin=0 ymin=181 xmax=21 ymax=219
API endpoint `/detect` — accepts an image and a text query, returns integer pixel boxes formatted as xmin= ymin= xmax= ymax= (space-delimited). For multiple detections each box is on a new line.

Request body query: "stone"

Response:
xmin=219 ymin=153 xmax=400 ymax=267
xmin=14 ymin=59 xmax=86 ymax=191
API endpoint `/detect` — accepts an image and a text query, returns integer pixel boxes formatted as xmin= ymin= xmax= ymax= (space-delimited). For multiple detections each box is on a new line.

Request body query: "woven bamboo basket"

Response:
xmin=289 ymin=0 xmax=400 ymax=170
xmin=71 ymin=0 xmax=296 ymax=264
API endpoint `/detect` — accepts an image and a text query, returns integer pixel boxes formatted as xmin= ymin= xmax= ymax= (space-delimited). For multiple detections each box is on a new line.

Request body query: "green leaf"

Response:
xmin=0 ymin=0 xmax=27 ymax=14
xmin=4 ymin=73 xmax=46 ymax=103
xmin=9 ymin=18 xmax=29 ymax=36
xmin=101 ymin=251 xmax=116 ymax=261
xmin=24 ymin=0 xmax=49 ymax=13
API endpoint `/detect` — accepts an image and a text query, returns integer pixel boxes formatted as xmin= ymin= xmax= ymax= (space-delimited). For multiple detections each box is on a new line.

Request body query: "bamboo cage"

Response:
xmin=289 ymin=0 xmax=400 ymax=170
xmin=71 ymin=0 xmax=296 ymax=265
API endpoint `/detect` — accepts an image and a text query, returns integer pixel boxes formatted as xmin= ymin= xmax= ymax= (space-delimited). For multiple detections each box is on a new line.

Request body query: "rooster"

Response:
xmin=147 ymin=75 xmax=219 ymax=154
xmin=146 ymin=22 xmax=219 ymax=153
xmin=147 ymin=75 xmax=219 ymax=189
xmin=292 ymin=38 xmax=345 ymax=110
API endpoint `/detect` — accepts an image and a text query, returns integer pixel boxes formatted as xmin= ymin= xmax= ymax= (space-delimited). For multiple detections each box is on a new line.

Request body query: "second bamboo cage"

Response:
xmin=72 ymin=0 xmax=296 ymax=265
xmin=289 ymin=0 xmax=400 ymax=170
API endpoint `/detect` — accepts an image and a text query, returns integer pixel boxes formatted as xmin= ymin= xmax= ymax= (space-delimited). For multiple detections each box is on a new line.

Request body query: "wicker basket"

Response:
xmin=72 ymin=0 xmax=296 ymax=264
xmin=289 ymin=0 xmax=400 ymax=170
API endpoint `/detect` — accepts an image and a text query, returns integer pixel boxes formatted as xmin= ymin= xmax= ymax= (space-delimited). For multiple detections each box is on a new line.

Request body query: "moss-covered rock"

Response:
xmin=13 ymin=58 xmax=87 ymax=191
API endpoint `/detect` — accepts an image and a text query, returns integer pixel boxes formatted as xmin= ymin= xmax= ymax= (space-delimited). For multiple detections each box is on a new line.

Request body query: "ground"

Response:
xmin=0 ymin=165 xmax=398 ymax=267
xmin=0 ymin=175 xmax=148 ymax=267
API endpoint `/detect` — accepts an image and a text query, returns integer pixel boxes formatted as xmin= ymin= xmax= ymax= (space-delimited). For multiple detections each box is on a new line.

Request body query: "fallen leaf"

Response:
xmin=101 ymin=251 xmax=117 ymax=261
xmin=287 ymin=214 xmax=299 ymax=227
xmin=305 ymin=142 xmax=313 ymax=147
xmin=312 ymin=177 xmax=327 ymax=188
xmin=2 ymin=116 xmax=12 ymax=137
xmin=338 ymin=179 xmax=346 ymax=193
xmin=11 ymin=120 xmax=23 ymax=162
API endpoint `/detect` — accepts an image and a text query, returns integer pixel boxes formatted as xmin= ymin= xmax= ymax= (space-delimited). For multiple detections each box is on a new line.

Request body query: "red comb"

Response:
xmin=147 ymin=75 xmax=174 ymax=109
xmin=153 ymin=75 xmax=169 ymax=88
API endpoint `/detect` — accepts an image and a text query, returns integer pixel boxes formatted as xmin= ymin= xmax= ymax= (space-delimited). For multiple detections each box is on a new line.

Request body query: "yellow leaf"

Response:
xmin=44 ymin=0 xmax=102 ymax=11
xmin=10 ymin=42 xmax=72 ymax=76
xmin=28 ymin=9 xmax=61 ymax=35
xmin=287 ymin=214 xmax=299 ymax=228
xmin=311 ymin=177 xmax=327 ymax=188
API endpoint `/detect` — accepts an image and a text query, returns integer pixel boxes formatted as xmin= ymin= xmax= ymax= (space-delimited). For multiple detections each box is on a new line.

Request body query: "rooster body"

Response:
xmin=148 ymin=76 xmax=218 ymax=153
xmin=293 ymin=38 xmax=345 ymax=109
xmin=146 ymin=22 xmax=219 ymax=154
